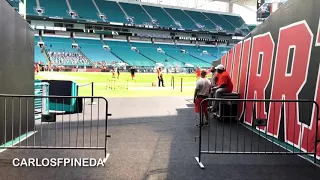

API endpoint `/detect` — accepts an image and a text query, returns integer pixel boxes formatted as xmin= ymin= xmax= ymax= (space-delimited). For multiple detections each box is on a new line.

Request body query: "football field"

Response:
xmin=35 ymin=72 xmax=201 ymax=97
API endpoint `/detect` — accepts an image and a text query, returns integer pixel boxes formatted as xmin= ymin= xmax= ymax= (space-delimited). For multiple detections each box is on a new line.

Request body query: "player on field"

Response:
xmin=194 ymin=69 xmax=211 ymax=127
xmin=117 ymin=68 xmax=120 ymax=79
xmin=111 ymin=67 xmax=115 ymax=78
xmin=130 ymin=66 xmax=136 ymax=80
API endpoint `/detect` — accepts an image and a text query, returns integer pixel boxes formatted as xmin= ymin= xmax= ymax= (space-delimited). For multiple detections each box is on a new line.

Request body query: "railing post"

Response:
xmin=173 ymin=76 xmax=175 ymax=90
xmin=77 ymin=85 xmax=79 ymax=96
xmin=181 ymin=78 xmax=183 ymax=92
xmin=88 ymin=82 xmax=96 ymax=105
xmin=315 ymin=102 xmax=320 ymax=163
xmin=91 ymin=82 xmax=94 ymax=104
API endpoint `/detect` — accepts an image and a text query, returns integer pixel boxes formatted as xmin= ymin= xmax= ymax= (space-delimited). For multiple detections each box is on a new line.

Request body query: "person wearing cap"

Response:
xmin=194 ymin=69 xmax=211 ymax=127
xmin=209 ymin=64 xmax=233 ymax=112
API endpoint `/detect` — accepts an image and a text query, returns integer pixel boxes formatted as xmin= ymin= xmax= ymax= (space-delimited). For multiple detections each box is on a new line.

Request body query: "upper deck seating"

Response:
xmin=68 ymin=0 xmax=100 ymax=21
xmin=202 ymin=12 xmax=235 ymax=33
xmin=119 ymin=2 xmax=151 ymax=25
xmin=95 ymin=0 xmax=127 ymax=23
xmin=131 ymin=42 xmax=184 ymax=67
xmin=6 ymin=0 xmax=19 ymax=10
xmin=105 ymin=40 xmax=155 ymax=67
xmin=220 ymin=14 xmax=250 ymax=34
xmin=184 ymin=10 xmax=217 ymax=31
xmin=38 ymin=0 xmax=70 ymax=18
xmin=248 ymin=24 xmax=257 ymax=31
xmin=163 ymin=8 xmax=198 ymax=30
xmin=7 ymin=0 xmax=249 ymax=34
xmin=142 ymin=5 xmax=178 ymax=28
xmin=25 ymin=0 xmax=38 ymax=15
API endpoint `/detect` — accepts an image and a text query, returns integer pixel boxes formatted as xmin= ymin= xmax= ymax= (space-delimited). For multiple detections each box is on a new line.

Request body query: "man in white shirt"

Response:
xmin=194 ymin=69 xmax=211 ymax=127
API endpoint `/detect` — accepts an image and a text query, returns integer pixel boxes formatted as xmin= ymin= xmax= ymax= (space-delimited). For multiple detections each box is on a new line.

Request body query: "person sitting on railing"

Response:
xmin=208 ymin=64 xmax=233 ymax=112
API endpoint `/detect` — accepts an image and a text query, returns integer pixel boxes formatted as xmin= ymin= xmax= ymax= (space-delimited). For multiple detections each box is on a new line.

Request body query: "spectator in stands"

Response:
xmin=209 ymin=64 xmax=233 ymax=112
xmin=157 ymin=67 xmax=165 ymax=87
xmin=194 ymin=69 xmax=211 ymax=127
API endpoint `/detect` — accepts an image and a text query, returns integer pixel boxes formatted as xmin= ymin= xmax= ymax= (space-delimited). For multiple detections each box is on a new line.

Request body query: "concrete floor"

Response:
xmin=0 ymin=96 xmax=319 ymax=180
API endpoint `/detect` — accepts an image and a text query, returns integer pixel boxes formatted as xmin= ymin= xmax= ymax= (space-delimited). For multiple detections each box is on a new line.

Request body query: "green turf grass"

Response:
xmin=35 ymin=72 xmax=211 ymax=97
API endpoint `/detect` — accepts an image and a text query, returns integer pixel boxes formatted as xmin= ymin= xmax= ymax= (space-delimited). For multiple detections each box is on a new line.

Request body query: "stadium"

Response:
xmin=0 ymin=0 xmax=320 ymax=179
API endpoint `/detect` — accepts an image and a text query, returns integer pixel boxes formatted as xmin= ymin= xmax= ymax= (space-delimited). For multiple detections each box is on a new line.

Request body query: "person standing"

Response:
xmin=117 ymin=68 xmax=120 ymax=79
xmin=130 ymin=66 xmax=136 ymax=80
xmin=112 ymin=67 xmax=115 ymax=78
xmin=194 ymin=69 xmax=211 ymax=127
xmin=157 ymin=67 xmax=165 ymax=87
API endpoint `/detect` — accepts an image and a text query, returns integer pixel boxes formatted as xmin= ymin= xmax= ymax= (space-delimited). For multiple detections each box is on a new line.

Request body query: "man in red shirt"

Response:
xmin=210 ymin=64 xmax=233 ymax=112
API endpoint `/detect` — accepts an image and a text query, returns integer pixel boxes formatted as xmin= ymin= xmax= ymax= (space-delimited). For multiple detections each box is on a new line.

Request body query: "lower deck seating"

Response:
xmin=202 ymin=46 xmax=231 ymax=59
xmin=34 ymin=36 xmax=47 ymax=64
xmin=105 ymin=40 xmax=155 ymax=67
xmin=131 ymin=42 xmax=184 ymax=67
xmin=157 ymin=44 xmax=211 ymax=67
xmin=75 ymin=38 xmax=121 ymax=66
xmin=178 ymin=45 xmax=216 ymax=64
xmin=35 ymin=36 xmax=231 ymax=67
xmin=43 ymin=36 xmax=90 ymax=66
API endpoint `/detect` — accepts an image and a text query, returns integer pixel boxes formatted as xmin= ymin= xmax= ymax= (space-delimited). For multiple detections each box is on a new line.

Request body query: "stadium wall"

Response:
xmin=0 ymin=1 xmax=35 ymax=145
xmin=223 ymin=0 xmax=320 ymax=158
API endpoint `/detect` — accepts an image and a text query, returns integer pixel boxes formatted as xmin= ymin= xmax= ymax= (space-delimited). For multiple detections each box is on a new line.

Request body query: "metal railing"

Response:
xmin=195 ymin=98 xmax=320 ymax=168
xmin=0 ymin=95 xmax=111 ymax=163
xmin=77 ymin=82 xmax=94 ymax=104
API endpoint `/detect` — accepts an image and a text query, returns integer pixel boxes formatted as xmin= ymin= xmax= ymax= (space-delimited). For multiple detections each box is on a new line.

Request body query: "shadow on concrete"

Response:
xmin=0 ymin=104 xmax=319 ymax=180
